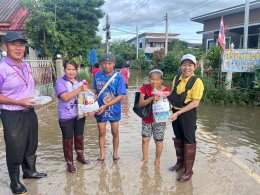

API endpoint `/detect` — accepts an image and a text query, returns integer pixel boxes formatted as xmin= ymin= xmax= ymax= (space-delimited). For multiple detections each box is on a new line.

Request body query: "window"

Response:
xmin=150 ymin=42 xmax=156 ymax=47
xmin=225 ymin=37 xmax=231 ymax=49
xmin=139 ymin=42 xmax=142 ymax=48
xmin=240 ymin=34 xmax=259 ymax=49
xmin=206 ymin=39 xmax=214 ymax=49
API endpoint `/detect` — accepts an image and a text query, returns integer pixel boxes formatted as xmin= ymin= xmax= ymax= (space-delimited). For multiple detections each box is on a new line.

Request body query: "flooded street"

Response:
xmin=0 ymin=70 xmax=260 ymax=194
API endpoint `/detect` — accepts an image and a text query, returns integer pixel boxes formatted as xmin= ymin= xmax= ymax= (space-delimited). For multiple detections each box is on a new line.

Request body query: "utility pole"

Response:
xmin=103 ymin=15 xmax=111 ymax=53
xmin=243 ymin=0 xmax=249 ymax=49
xmin=54 ymin=3 xmax=57 ymax=29
xmin=136 ymin=25 xmax=139 ymax=59
xmin=164 ymin=13 xmax=169 ymax=55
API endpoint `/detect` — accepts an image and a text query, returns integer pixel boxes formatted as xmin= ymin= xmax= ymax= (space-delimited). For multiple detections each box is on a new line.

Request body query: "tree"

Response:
xmin=168 ymin=39 xmax=189 ymax=52
xmin=203 ymin=45 xmax=221 ymax=70
xmin=109 ymin=40 xmax=136 ymax=68
xmin=20 ymin=0 xmax=105 ymax=58
xmin=109 ymin=40 xmax=136 ymax=67
xmin=134 ymin=50 xmax=152 ymax=70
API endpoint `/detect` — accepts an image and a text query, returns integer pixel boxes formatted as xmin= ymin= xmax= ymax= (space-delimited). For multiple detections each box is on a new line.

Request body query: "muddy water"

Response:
xmin=0 ymin=69 xmax=260 ymax=195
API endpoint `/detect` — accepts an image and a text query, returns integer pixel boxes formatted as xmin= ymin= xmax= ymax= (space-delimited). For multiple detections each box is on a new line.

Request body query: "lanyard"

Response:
xmin=10 ymin=64 xmax=30 ymax=87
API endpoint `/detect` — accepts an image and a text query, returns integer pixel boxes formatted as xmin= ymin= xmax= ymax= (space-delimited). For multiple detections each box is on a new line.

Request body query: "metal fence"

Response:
xmin=24 ymin=57 xmax=54 ymax=96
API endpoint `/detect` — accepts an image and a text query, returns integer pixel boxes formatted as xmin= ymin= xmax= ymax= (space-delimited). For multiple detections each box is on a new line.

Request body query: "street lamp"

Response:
xmin=56 ymin=54 xmax=61 ymax=59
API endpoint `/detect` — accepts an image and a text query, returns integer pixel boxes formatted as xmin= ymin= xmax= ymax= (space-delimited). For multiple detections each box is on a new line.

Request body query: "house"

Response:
xmin=191 ymin=0 xmax=260 ymax=50
xmin=0 ymin=0 xmax=35 ymax=57
xmin=127 ymin=32 xmax=179 ymax=60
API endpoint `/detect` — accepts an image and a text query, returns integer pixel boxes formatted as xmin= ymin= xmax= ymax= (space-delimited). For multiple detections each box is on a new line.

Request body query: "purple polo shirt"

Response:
xmin=55 ymin=76 xmax=82 ymax=122
xmin=0 ymin=57 xmax=35 ymax=111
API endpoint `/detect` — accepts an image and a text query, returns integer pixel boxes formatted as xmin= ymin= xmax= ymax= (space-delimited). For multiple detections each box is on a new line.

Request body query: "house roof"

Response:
xmin=146 ymin=38 xmax=176 ymax=43
xmin=191 ymin=0 xmax=260 ymax=23
xmin=127 ymin=32 xmax=179 ymax=42
xmin=0 ymin=0 xmax=29 ymax=32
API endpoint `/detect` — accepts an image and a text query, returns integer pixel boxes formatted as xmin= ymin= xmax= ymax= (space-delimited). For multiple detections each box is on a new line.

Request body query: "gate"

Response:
xmin=24 ymin=57 xmax=54 ymax=96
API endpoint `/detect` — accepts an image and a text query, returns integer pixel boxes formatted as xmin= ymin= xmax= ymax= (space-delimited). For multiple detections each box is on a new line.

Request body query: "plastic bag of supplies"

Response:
xmin=152 ymin=94 xmax=171 ymax=123
xmin=77 ymin=81 xmax=99 ymax=119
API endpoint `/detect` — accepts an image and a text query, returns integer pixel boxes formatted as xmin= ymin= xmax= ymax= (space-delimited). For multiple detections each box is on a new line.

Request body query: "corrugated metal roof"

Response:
xmin=0 ymin=0 xmax=29 ymax=31
xmin=0 ymin=0 xmax=19 ymax=22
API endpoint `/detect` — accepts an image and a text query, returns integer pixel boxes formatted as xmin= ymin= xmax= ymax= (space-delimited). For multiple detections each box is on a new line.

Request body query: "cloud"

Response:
xmin=98 ymin=0 xmax=246 ymax=43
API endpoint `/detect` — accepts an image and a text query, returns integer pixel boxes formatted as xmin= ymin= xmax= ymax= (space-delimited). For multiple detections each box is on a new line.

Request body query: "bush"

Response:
xmin=134 ymin=50 xmax=153 ymax=70
xmin=76 ymin=70 xmax=92 ymax=84
xmin=201 ymin=76 xmax=260 ymax=106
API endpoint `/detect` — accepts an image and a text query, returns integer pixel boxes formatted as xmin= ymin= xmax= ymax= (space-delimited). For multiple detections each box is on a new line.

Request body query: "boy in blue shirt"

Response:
xmin=93 ymin=53 xmax=126 ymax=162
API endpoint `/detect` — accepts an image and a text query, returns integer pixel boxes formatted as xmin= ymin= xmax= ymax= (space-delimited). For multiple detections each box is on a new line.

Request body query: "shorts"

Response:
xmin=96 ymin=120 xmax=119 ymax=123
xmin=142 ymin=121 xmax=166 ymax=141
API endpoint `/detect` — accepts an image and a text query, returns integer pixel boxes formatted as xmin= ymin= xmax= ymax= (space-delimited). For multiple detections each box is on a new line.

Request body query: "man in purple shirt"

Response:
xmin=0 ymin=31 xmax=47 ymax=194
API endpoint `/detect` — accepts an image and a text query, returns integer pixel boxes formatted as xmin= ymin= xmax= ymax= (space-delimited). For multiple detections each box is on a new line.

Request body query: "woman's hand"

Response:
xmin=164 ymin=91 xmax=171 ymax=97
xmin=170 ymin=112 xmax=180 ymax=122
xmin=80 ymin=82 xmax=89 ymax=92
xmin=152 ymin=95 xmax=160 ymax=102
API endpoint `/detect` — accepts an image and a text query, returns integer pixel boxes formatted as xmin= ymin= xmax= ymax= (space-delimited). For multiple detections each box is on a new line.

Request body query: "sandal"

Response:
xmin=96 ymin=157 xmax=105 ymax=163
xmin=113 ymin=156 xmax=120 ymax=162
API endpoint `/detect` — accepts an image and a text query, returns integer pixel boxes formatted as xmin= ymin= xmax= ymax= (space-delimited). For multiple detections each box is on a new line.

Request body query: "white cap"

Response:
xmin=181 ymin=54 xmax=196 ymax=65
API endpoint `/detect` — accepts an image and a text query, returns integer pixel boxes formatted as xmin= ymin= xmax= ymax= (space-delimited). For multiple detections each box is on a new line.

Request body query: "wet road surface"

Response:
xmin=0 ymin=70 xmax=260 ymax=194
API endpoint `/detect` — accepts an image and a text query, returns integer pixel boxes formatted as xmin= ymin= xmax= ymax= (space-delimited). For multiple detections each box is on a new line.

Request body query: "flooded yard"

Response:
xmin=0 ymin=70 xmax=259 ymax=194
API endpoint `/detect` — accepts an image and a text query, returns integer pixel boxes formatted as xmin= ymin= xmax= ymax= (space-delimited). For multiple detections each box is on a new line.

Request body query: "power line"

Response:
xmin=111 ymin=0 xmax=145 ymax=25
xmin=114 ymin=0 xmax=151 ymax=28
xmin=168 ymin=0 xmax=220 ymax=19
xmin=106 ymin=0 xmax=221 ymax=40
xmin=110 ymin=27 xmax=136 ymax=34
xmin=139 ymin=0 xmax=212 ymax=31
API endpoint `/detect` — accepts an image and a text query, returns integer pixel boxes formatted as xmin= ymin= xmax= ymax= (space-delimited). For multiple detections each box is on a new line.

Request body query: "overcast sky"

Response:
xmin=98 ymin=0 xmax=248 ymax=43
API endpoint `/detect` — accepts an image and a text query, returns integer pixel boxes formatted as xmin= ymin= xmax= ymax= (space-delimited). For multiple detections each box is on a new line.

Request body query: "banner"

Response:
xmin=222 ymin=49 xmax=260 ymax=72
xmin=88 ymin=48 xmax=97 ymax=68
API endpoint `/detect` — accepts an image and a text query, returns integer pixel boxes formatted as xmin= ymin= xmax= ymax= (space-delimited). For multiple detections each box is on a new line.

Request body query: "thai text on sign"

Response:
xmin=222 ymin=49 xmax=260 ymax=72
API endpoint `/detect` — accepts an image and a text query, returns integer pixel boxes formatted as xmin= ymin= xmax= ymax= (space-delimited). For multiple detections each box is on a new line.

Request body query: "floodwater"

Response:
xmin=0 ymin=70 xmax=260 ymax=195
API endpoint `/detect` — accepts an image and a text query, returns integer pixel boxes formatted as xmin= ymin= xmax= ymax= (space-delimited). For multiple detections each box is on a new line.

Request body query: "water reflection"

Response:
xmin=122 ymin=95 xmax=130 ymax=120
xmin=97 ymin=163 xmax=108 ymax=193
xmin=0 ymin=69 xmax=259 ymax=194
xmin=140 ymin=165 xmax=151 ymax=194
xmin=197 ymin=103 xmax=260 ymax=176
xmin=110 ymin=164 xmax=123 ymax=193
xmin=139 ymin=165 xmax=163 ymax=194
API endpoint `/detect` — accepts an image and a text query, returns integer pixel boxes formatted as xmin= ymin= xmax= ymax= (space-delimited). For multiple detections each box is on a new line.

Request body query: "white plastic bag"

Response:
xmin=152 ymin=97 xmax=171 ymax=123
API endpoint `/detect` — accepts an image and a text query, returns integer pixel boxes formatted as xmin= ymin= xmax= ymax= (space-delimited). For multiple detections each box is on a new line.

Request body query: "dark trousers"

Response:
xmin=1 ymin=109 xmax=38 ymax=173
xmin=172 ymin=108 xmax=197 ymax=144
xmin=59 ymin=117 xmax=86 ymax=139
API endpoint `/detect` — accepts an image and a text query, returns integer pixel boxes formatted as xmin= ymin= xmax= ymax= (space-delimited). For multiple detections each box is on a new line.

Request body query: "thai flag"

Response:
xmin=218 ymin=16 xmax=226 ymax=50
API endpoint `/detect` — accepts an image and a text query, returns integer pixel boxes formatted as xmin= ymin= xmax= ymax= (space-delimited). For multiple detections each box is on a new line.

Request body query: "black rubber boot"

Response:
xmin=169 ymin=138 xmax=184 ymax=171
xmin=63 ymin=138 xmax=76 ymax=173
xmin=9 ymin=169 xmax=27 ymax=194
xmin=74 ymin=135 xmax=90 ymax=165
xmin=22 ymin=155 xmax=47 ymax=179
xmin=178 ymin=143 xmax=196 ymax=182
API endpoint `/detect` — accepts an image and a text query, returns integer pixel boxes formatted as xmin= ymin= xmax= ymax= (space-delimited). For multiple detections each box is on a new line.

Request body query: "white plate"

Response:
xmin=32 ymin=96 xmax=52 ymax=105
